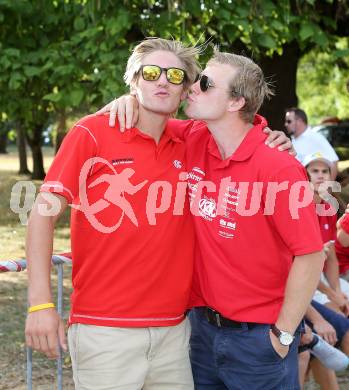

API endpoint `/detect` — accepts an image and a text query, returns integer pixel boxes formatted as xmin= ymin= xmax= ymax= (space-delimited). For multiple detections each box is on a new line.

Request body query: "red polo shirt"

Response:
xmin=41 ymin=114 xmax=195 ymax=327
xmin=336 ymin=214 xmax=349 ymax=275
xmin=169 ymin=115 xmax=323 ymax=323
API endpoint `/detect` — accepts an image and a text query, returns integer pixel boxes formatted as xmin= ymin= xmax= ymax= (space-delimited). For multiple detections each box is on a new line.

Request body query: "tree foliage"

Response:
xmin=0 ymin=0 xmax=349 ymax=177
xmin=297 ymin=38 xmax=349 ymax=124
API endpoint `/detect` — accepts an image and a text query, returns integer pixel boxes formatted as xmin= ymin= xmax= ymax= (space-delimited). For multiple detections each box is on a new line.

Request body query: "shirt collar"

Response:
xmin=121 ymin=121 xmax=182 ymax=144
xmin=207 ymin=114 xmax=268 ymax=166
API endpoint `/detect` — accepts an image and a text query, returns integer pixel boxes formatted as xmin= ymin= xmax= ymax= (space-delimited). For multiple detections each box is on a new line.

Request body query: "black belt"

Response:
xmin=199 ymin=307 xmax=258 ymax=329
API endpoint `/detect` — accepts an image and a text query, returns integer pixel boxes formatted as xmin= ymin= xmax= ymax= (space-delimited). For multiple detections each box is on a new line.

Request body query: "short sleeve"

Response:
xmin=265 ymin=165 xmax=323 ymax=256
xmin=40 ymin=119 xmax=98 ymax=203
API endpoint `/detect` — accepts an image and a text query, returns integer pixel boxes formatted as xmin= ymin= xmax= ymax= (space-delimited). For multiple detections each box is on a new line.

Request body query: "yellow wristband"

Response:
xmin=28 ymin=303 xmax=55 ymax=313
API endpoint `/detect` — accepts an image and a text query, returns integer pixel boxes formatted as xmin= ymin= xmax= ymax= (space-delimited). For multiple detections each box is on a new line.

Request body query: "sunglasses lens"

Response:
xmin=199 ymin=75 xmax=209 ymax=92
xmin=167 ymin=68 xmax=185 ymax=84
xmin=142 ymin=65 xmax=161 ymax=81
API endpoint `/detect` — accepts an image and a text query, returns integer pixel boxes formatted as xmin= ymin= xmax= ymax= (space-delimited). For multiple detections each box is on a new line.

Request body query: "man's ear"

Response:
xmin=130 ymin=83 xmax=137 ymax=96
xmin=227 ymin=96 xmax=245 ymax=113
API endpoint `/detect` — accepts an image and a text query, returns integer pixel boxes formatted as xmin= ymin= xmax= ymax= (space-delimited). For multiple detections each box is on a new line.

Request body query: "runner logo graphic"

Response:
xmin=79 ymin=157 xmax=148 ymax=233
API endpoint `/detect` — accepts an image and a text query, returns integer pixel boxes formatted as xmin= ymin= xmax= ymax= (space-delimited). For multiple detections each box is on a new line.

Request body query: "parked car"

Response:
xmin=312 ymin=122 xmax=349 ymax=148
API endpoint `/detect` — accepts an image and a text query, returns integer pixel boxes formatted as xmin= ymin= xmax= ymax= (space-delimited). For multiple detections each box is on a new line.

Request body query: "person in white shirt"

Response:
xmin=285 ymin=107 xmax=339 ymax=179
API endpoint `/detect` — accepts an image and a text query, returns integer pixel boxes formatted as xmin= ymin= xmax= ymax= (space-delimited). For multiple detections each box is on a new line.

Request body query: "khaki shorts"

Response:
xmin=68 ymin=318 xmax=193 ymax=390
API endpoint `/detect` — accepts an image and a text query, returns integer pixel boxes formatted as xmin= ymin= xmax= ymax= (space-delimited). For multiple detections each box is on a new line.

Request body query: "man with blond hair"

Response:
xmin=104 ymin=49 xmax=325 ymax=389
xmin=25 ymin=38 xmax=200 ymax=390
xmin=26 ymin=36 xmax=292 ymax=389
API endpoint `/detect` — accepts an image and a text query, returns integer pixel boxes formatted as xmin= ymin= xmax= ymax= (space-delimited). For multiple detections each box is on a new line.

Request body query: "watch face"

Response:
xmin=280 ymin=332 xmax=294 ymax=346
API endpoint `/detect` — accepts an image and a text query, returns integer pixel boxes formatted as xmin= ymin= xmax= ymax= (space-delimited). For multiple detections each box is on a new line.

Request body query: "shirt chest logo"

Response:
xmin=111 ymin=157 xmax=134 ymax=166
xmin=173 ymin=160 xmax=183 ymax=169
xmin=198 ymin=197 xmax=217 ymax=220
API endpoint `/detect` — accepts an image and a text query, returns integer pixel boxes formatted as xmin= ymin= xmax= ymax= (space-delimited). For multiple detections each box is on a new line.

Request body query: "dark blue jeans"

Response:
xmin=189 ymin=308 xmax=300 ymax=390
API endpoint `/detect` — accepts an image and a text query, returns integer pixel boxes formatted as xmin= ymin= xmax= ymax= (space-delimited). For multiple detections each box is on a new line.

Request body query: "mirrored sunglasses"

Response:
xmin=141 ymin=65 xmax=186 ymax=85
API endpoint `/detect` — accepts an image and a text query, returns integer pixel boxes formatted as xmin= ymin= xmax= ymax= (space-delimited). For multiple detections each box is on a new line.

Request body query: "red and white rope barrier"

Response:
xmin=0 ymin=253 xmax=72 ymax=273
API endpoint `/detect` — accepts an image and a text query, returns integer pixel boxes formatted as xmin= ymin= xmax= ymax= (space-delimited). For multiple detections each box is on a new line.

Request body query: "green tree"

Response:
xmin=297 ymin=38 xmax=349 ymax=124
xmin=1 ymin=0 xmax=349 ymax=179
xmin=0 ymin=0 xmax=134 ymax=178
xmin=154 ymin=0 xmax=349 ymax=128
xmin=0 ymin=0 xmax=78 ymax=178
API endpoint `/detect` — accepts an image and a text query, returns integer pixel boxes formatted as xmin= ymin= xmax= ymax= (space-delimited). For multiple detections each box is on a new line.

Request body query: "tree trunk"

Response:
xmin=0 ymin=131 xmax=8 ymax=154
xmin=30 ymin=143 xmax=45 ymax=180
xmin=26 ymin=124 xmax=45 ymax=180
xmin=16 ymin=124 xmax=31 ymax=175
xmin=259 ymin=42 xmax=302 ymax=130
xmin=55 ymin=110 xmax=67 ymax=154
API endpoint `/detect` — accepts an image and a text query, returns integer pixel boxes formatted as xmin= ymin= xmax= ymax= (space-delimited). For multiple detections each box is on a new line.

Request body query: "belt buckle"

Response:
xmin=215 ymin=312 xmax=222 ymax=327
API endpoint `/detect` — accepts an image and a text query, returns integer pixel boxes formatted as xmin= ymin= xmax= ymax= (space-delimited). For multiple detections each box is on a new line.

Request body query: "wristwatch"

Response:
xmin=271 ymin=325 xmax=294 ymax=346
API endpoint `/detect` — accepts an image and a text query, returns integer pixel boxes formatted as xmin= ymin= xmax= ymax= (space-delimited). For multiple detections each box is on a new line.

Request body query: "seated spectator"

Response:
xmin=302 ymin=302 xmax=349 ymax=389
xmin=299 ymin=323 xmax=348 ymax=371
xmin=303 ymin=152 xmax=349 ymax=316
xmin=299 ymin=321 xmax=348 ymax=390
xmin=299 ymin=152 xmax=349 ymax=388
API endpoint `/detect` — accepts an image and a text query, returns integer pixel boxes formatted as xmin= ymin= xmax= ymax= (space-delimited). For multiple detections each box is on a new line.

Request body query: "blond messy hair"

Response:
xmin=208 ymin=49 xmax=274 ymax=122
xmin=124 ymin=37 xmax=201 ymax=90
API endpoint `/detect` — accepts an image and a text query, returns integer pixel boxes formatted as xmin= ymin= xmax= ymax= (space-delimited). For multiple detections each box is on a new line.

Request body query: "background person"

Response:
xmin=303 ymin=152 xmax=349 ymax=316
xmin=285 ymin=107 xmax=339 ymax=179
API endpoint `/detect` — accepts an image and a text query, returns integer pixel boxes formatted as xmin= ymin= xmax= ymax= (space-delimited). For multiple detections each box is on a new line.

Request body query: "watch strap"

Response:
xmin=271 ymin=324 xmax=282 ymax=338
xmin=271 ymin=324 xmax=294 ymax=346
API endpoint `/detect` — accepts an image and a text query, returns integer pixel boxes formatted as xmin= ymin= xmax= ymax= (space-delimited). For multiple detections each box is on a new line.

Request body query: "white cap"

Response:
xmin=302 ymin=152 xmax=332 ymax=170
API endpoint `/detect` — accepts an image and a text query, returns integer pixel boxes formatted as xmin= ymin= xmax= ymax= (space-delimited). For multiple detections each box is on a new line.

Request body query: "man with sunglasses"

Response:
xmin=25 ymin=37 xmax=291 ymax=389
xmin=25 ymin=38 xmax=201 ymax=390
xmin=285 ymin=107 xmax=338 ymax=179
xmin=101 ymin=49 xmax=325 ymax=389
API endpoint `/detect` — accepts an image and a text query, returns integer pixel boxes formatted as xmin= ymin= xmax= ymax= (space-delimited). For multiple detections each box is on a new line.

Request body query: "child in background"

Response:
xmin=302 ymin=152 xmax=349 ymax=388
xmin=304 ymin=152 xmax=349 ymax=315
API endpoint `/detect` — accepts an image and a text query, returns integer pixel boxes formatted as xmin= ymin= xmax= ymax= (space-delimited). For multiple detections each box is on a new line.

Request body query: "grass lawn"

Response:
xmin=0 ymin=146 xmax=74 ymax=389
xmin=1 ymin=146 xmax=349 ymax=389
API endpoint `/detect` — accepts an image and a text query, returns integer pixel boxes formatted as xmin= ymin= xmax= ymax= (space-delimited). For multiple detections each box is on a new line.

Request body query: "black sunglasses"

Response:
xmin=140 ymin=65 xmax=187 ymax=85
xmin=194 ymin=73 xmax=240 ymax=97
xmin=194 ymin=74 xmax=214 ymax=92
